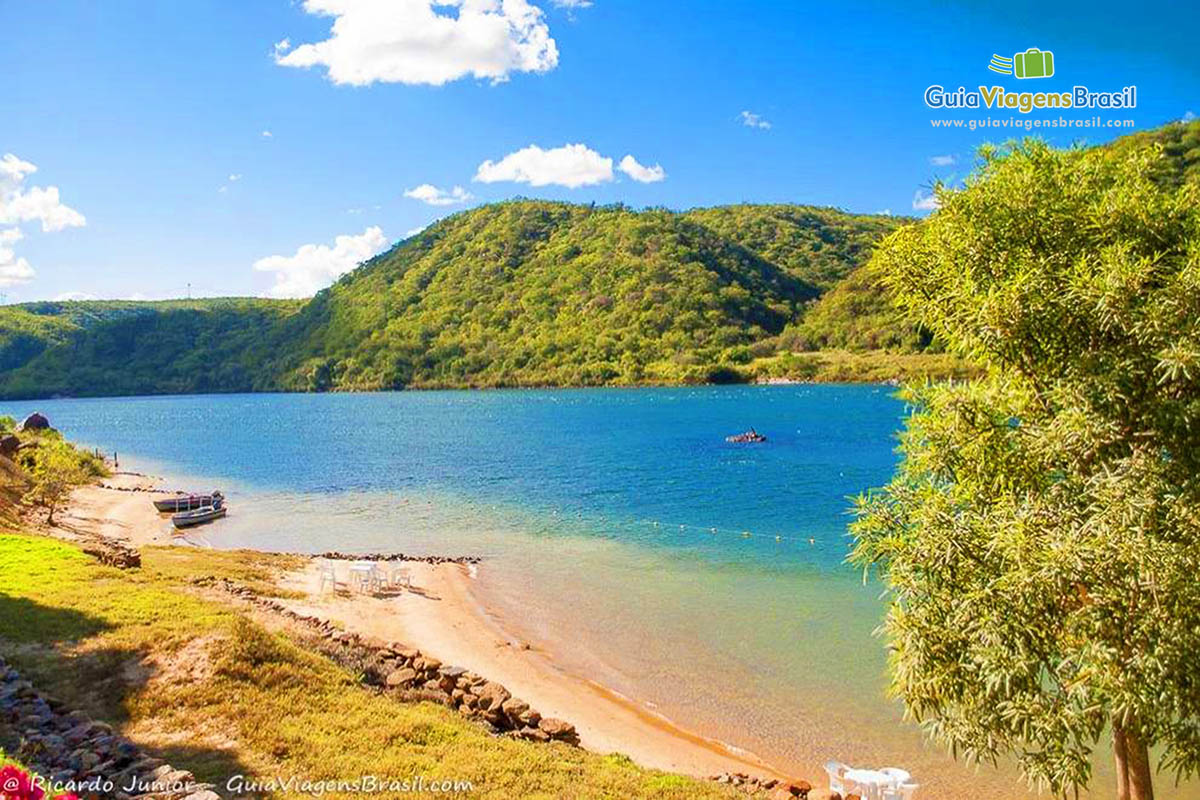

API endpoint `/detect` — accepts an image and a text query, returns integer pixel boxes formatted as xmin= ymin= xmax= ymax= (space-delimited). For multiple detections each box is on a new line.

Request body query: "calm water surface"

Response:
xmin=4 ymin=386 xmax=1170 ymax=799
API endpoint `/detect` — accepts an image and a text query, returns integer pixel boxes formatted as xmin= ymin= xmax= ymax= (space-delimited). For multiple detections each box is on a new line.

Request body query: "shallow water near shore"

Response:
xmin=5 ymin=386 xmax=1189 ymax=799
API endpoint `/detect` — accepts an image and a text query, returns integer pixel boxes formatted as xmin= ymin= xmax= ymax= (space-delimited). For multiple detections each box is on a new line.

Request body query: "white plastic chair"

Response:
xmin=882 ymin=783 xmax=919 ymax=800
xmin=317 ymin=560 xmax=338 ymax=594
xmin=824 ymin=761 xmax=850 ymax=794
xmin=388 ymin=565 xmax=412 ymax=591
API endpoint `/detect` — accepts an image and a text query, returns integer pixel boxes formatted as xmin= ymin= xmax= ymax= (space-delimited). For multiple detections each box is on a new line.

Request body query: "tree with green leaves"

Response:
xmin=851 ymin=133 xmax=1200 ymax=800
xmin=24 ymin=437 xmax=93 ymax=525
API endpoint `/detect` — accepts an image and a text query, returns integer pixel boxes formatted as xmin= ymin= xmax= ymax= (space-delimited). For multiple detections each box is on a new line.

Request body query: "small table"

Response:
xmin=348 ymin=562 xmax=377 ymax=592
xmin=843 ymin=769 xmax=893 ymax=800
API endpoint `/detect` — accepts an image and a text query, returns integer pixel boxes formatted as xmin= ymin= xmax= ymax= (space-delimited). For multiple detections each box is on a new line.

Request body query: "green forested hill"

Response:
xmin=3 ymin=122 xmax=1197 ymax=399
xmin=681 ymin=205 xmax=905 ymax=290
xmin=0 ymin=201 xmax=907 ymax=397
xmin=0 ymin=299 xmax=302 ymax=398
xmin=787 ymin=119 xmax=1200 ymax=354
xmin=1107 ymin=115 xmax=1200 ymax=185
xmin=783 ymin=262 xmax=932 ymax=353
xmin=271 ymin=201 xmax=882 ymax=389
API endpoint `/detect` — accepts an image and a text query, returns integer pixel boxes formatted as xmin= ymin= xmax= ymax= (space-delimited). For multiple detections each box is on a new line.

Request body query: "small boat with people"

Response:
xmin=172 ymin=498 xmax=227 ymax=529
xmin=154 ymin=491 xmax=223 ymax=513
xmin=726 ymin=428 xmax=767 ymax=443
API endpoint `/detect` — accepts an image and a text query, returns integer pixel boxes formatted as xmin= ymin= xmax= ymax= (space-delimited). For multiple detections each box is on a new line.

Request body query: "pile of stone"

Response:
xmin=314 ymin=551 xmax=482 ymax=565
xmin=0 ymin=655 xmax=220 ymax=800
xmin=710 ymin=771 xmax=812 ymax=798
xmin=81 ymin=540 xmax=142 ymax=570
xmin=97 ymin=483 xmax=175 ymax=495
xmin=193 ymin=576 xmax=578 ymax=746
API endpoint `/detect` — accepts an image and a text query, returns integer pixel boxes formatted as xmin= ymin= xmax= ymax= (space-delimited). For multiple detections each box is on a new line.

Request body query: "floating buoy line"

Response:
xmin=382 ymin=494 xmax=826 ymax=547
xmin=631 ymin=517 xmax=822 ymax=545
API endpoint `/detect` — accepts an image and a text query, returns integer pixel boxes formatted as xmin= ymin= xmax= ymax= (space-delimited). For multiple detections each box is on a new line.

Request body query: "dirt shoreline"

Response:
xmin=65 ymin=474 xmax=806 ymax=789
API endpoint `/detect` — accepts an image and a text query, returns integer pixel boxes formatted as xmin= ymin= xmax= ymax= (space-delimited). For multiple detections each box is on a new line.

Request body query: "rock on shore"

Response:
xmin=194 ymin=575 xmax=579 ymax=746
xmin=0 ymin=655 xmax=218 ymax=799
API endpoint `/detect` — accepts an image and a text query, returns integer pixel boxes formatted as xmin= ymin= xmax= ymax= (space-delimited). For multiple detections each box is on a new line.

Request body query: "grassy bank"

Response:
xmin=0 ymin=533 xmax=739 ymax=799
xmin=746 ymin=349 xmax=978 ymax=384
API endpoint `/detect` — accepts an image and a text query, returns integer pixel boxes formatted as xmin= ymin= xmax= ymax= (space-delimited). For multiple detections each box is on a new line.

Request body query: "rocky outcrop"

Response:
xmin=0 ymin=655 xmax=220 ymax=799
xmin=193 ymin=576 xmax=577 ymax=746
xmin=710 ymin=772 xmax=811 ymax=798
xmin=17 ymin=412 xmax=51 ymax=432
xmin=81 ymin=540 xmax=142 ymax=570
xmin=98 ymin=483 xmax=177 ymax=494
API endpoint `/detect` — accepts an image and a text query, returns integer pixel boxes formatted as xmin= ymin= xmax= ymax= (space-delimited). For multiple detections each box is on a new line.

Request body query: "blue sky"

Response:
xmin=3 ymin=0 xmax=1196 ymax=302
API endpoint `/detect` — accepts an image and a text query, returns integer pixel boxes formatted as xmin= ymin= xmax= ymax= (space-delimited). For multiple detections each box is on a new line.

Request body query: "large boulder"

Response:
xmin=537 ymin=717 xmax=578 ymax=743
xmin=17 ymin=413 xmax=51 ymax=432
xmin=385 ymin=668 xmax=418 ymax=689
xmin=473 ymin=681 xmax=511 ymax=712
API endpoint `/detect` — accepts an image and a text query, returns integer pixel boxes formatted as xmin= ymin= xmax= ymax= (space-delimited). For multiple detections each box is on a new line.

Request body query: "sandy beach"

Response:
xmin=58 ymin=472 xmax=175 ymax=547
xmin=64 ymin=475 xmax=806 ymax=790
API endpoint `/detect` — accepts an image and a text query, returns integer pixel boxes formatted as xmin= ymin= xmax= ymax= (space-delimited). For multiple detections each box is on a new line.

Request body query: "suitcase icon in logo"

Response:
xmin=1013 ymin=48 xmax=1054 ymax=79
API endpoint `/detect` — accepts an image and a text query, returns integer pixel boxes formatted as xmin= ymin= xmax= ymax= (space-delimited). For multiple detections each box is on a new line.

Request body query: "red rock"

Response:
xmin=414 ymin=656 xmax=442 ymax=672
xmin=537 ymin=717 xmax=577 ymax=741
xmin=17 ymin=412 xmax=50 ymax=432
xmin=500 ymin=698 xmax=530 ymax=721
xmin=473 ymin=681 xmax=511 ymax=711
xmin=385 ymin=668 xmax=417 ymax=688
xmin=522 ymin=727 xmax=551 ymax=742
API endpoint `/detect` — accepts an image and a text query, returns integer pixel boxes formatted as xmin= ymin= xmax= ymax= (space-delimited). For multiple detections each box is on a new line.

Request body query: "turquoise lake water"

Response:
xmin=5 ymin=386 xmax=1173 ymax=799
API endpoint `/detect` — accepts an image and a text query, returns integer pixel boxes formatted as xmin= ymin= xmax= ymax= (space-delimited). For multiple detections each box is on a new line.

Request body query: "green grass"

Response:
xmin=0 ymin=534 xmax=742 ymax=799
xmin=747 ymin=349 xmax=979 ymax=383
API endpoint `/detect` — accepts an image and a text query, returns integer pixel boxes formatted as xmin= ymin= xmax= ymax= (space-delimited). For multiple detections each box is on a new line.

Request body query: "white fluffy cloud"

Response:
xmin=0 ymin=227 xmax=33 ymax=288
xmin=1 ymin=154 xmax=86 ymax=233
xmin=739 ymin=110 xmax=771 ymax=130
xmin=475 ymin=143 xmax=614 ymax=188
xmin=912 ymin=190 xmax=940 ymax=211
xmin=0 ymin=153 xmax=86 ymax=287
xmin=929 ymin=154 xmax=956 ymax=166
xmin=404 ymin=184 xmax=474 ymax=206
xmin=618 ymin=155 xmax=665 ymax=183
xmin=474 ymin=144 xmax=668 ymax=188
xmin=550 ymin=0 xmax=592 ymax=7
xmin=275 ymin=0 xmax=559 ymax=87
xmin=254 ymin=226 xmax=388 ymax=298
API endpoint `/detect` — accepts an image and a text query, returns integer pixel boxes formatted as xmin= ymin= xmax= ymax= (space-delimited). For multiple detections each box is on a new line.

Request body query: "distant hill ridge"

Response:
xmin=3 ymin=121 xmax=1196 ymax=399
xmin=0 ymin=201 xmax=906 ymax=398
